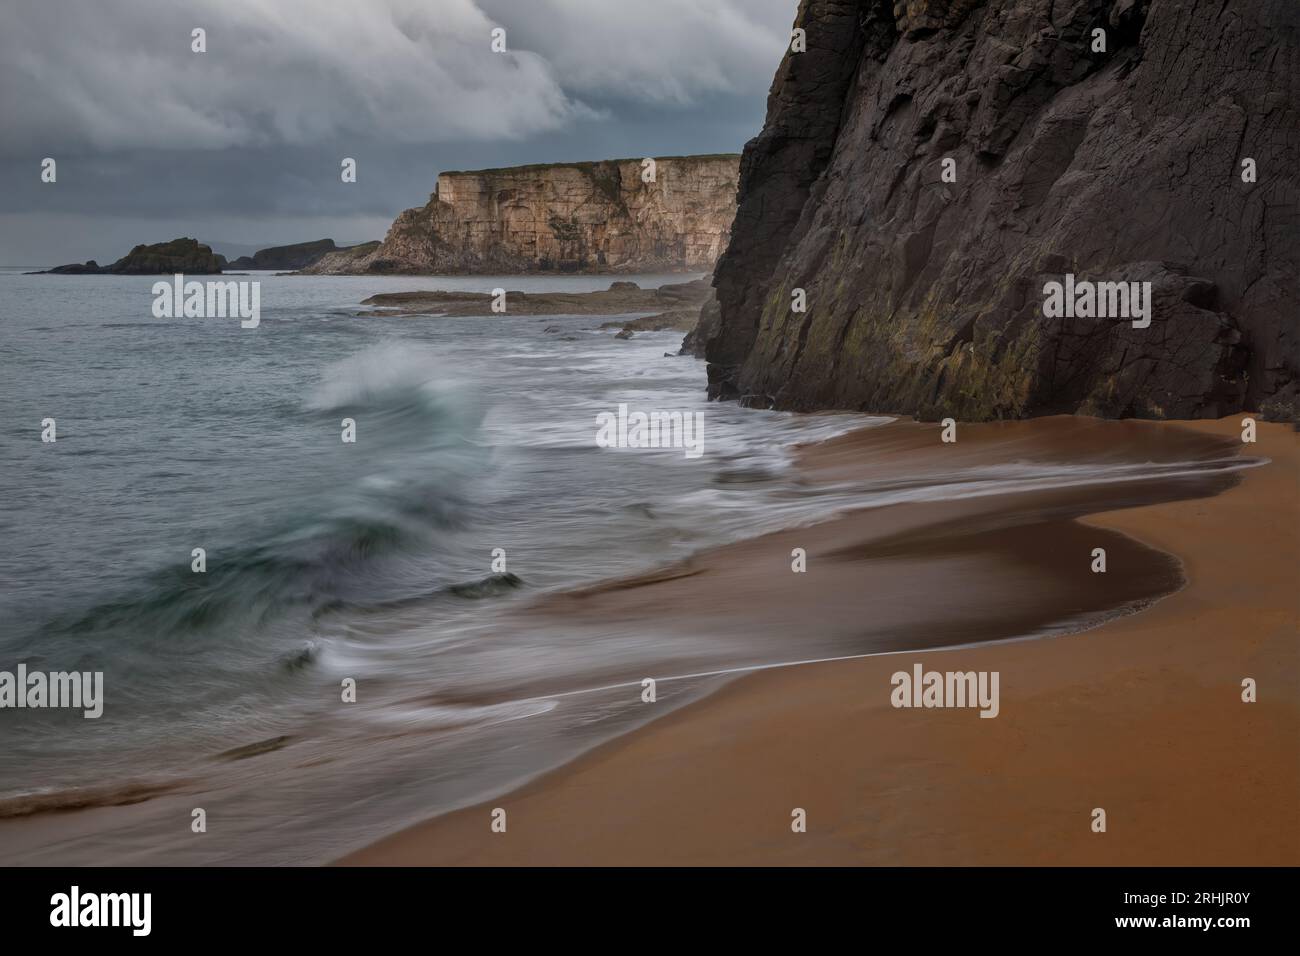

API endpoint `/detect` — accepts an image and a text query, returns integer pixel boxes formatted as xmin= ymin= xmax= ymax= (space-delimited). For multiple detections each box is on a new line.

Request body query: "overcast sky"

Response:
xmin=0 ymin=0 xmax=798 ymax=265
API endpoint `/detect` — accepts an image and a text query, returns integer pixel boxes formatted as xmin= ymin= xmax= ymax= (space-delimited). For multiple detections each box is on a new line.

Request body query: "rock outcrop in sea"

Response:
xmin=38 ymin=238 xmax=227 ymax=275
xmin=701 ymin=0 xmax=1298 ymax=420
xmin=358 ymin=277 xmax=713 ymax=320
xmin=228 ymin=239 xmax=377 ymax=271
xmin=301 ymin=155 xmax=740 ymax=275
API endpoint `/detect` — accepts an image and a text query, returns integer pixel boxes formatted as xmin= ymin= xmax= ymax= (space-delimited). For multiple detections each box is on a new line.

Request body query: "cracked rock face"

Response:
xmin=305 ymin=156 xmax=740 ymax=275
xmin=705 ymin=0 xmax=1299 ymax=420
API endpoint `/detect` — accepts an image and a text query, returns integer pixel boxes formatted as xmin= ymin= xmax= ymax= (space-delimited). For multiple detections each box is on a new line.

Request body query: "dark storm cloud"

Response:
xmin=0 ymin=0 xmax=797 ymax=263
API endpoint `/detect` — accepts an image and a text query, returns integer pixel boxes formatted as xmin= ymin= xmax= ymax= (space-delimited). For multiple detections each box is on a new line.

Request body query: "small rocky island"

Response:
xmin=36 ymin=238 xmax=227 ymax=275
xmin=35 ymin=237 xmax=378 ymax=275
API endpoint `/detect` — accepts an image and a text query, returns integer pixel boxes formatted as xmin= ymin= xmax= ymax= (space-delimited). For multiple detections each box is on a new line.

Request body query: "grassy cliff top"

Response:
xmin=437 ymin=154 xmax=740 ymax=177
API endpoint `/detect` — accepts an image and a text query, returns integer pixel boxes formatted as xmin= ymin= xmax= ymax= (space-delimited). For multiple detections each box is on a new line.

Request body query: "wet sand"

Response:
xmin=343 ymin=415 xmax=1298 ymax=865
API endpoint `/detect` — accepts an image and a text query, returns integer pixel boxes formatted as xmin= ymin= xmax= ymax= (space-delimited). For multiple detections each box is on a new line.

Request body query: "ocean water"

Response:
xmin=0 ymin=268 xmax=1261 ymax=864
xmin=0 ymin=268 xmax=873 ymax=863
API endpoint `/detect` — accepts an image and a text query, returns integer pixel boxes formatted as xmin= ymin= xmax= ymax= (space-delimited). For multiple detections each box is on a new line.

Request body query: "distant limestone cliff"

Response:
xmin=302 ymin=155 xmax=740 ymax=275
xmin=702 ymin=0 xmax=1299 ymax=420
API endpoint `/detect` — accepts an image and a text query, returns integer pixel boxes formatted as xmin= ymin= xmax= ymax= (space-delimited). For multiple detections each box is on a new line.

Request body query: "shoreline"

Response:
xmin=341 ymin=415 xmax=1298 ymax=865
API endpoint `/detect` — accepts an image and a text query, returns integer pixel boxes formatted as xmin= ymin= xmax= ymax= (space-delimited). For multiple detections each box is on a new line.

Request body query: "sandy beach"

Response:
xmin=342 ymin=415 xmax=1299 ymax=866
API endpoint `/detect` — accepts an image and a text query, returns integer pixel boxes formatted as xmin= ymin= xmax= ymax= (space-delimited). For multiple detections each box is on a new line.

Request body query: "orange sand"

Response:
xmin=343 ymin=417 xmax=1298 ymax=865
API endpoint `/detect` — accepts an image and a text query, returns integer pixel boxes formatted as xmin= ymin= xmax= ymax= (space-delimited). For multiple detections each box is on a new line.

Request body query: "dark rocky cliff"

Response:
xmin=704 ymin=0 xmax=1299 ymax=420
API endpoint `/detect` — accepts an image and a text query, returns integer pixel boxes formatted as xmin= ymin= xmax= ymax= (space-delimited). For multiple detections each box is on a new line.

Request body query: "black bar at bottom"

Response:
xmin=0 ymin=866 xmax=1286 ymax=942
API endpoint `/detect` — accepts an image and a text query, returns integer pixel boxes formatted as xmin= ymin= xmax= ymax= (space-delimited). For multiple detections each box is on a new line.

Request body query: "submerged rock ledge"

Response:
xmin=360 ymin=278 xmax=713 ymax=323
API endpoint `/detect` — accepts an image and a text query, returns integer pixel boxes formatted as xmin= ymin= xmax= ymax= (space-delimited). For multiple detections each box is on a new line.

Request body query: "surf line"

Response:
xmin=507 ymin=630 xmax=1050 ymax=708
xmin=493 ymin=464 xmax=1273 ymax=711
